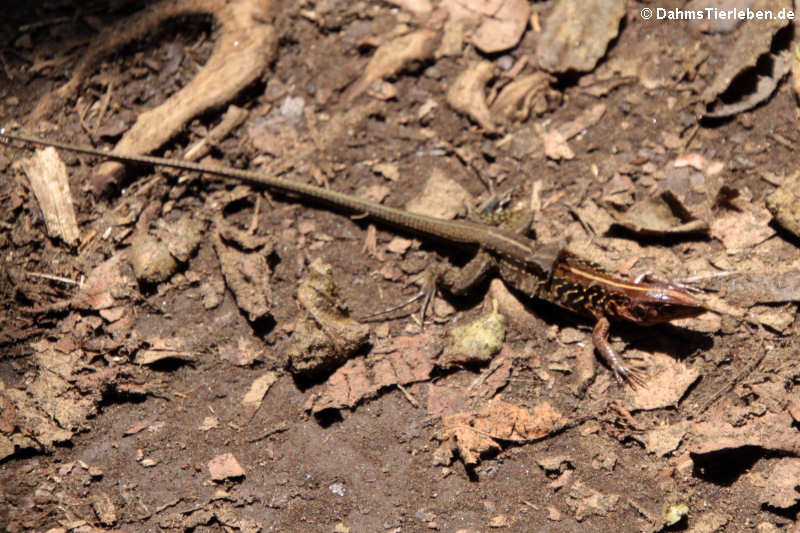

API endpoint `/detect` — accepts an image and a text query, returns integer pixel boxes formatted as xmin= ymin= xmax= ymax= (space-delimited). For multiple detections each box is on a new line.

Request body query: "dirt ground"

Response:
xmin=1 ymin=0 xmax=800 ymax=532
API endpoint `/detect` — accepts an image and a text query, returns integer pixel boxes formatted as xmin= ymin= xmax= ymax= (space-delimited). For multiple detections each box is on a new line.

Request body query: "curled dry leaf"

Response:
xmin=536 ymin=0 xmax=626 ymax=73
xmin=703 ymin=50 xmax=792 ymax=118
xmin=287 ymin=259 xmax=370 ymax=376
xmin=212 ymin=228 xmax=274 ymax=323
xmin=611 ymin=163 xmax=715 ymax=237
xmin=700 ymin=0 xmax=792 ymax=118
xmin=710 ymin=193 xmax=774 ymax=250
xmin=611 ymin=191 xmax=710 ymax=237
xmin=748 ymin=304 xmax=794 ymax=333
xmin=135 ymin=336 xmax=195 ymax=365
xmin=490 ymin=72 xmax=553 ymax=123
xmin=345 ymin=29 xmax=438 ymax=103
xmin=446 ymin=60 xmax=497 ymax=132
xmin=765 ymin=170 xmax=800 ymax=239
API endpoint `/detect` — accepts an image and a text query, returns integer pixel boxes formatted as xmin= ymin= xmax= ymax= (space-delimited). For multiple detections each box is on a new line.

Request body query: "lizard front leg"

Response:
xmin=362 ymin=250 xmax=496 ymax=324
xmin=592 ymin=317 xmax=647 ymax=387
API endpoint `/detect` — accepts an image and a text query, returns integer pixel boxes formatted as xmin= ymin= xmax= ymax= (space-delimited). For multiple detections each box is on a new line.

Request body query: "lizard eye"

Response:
xmin=631 ymin=304 xmax=648 ymax=320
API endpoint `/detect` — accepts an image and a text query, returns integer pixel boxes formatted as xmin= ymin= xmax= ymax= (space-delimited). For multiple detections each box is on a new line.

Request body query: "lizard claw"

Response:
xmin=359 ymin=290 xmax=426 ymax=322
xmin=633 ymin=270 xmax=704 ymax=295
xmin=359 ymin=267 xmax=439 ymax=327
xmin=614 ymin=364 xmax=649 ymax=389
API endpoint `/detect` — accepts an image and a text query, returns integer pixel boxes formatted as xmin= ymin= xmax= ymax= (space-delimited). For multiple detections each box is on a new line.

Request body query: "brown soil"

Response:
xmin=1 ymin=1 xmax=798 ymax=532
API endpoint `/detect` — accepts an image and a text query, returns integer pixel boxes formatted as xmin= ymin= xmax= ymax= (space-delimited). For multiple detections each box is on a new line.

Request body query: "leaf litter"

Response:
xmin=3 ymin=0 xmax=800 ymax=529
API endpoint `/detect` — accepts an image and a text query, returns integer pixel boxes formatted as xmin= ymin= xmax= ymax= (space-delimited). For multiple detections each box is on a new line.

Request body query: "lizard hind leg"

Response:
xmin=418 ymin=250 xmax=497 ymax=326
xmin=360 ymin=250 xmax=497 ymax=327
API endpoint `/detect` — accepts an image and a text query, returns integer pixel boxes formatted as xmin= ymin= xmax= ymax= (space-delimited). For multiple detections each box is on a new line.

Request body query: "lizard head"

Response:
xmin=610 ymin=285 xmax=706 ymax=325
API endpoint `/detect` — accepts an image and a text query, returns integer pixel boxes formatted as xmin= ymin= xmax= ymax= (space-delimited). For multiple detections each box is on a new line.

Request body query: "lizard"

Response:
xmin=0 ymin=129 xmax=707 ymax=385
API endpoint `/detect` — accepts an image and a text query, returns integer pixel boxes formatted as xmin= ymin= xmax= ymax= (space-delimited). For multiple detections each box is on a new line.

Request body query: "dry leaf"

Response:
xmin=436 ymin=398 xmax=565 ymax=465
xmin=446 ymin=60 xmax=496 ymax=131
xmin=627 ymin=353 xmax=700 ymax=410
xmin=287 ymin=259 xmax=370 ymax=375
xmin=386 ymin=237 xmax=413 ymax=255
xmin=73 ymin=254 xmax=136 ymax=311
xmin=747 ymin=457 xmax=800 ymax=508
xmin=208 ymin=453 xmax=245 ymax=480
xmin=345 ymin=29 xmax=438 ymax=103
xmin=0 ymin=341 xmax=104 ymax=459
xmin=406 ymin=167 xmax=473 ymax=220
xmin=306 ymin=335 xmax=438 ymax=413
xmin=241 ymin=372 xmax=277 ymax=409
xmin=700 ymin=0 xmax=792 ymax=117
xmin=540 ymin=104 xmax=606 ymax=161
xmin=123 ymin=419 xmax=152 ymax=436
xmin=636 ymin=422 xmax=690 ymax=457
xmin=490 ymin=72 xmax=552 ymax=123
xmin=614 ymin=195 xmax=699 ymax=235
xmin=710 ymin=199 xmax=774 ymax=249
xmin=564 ymin=481 xmax=620 ymax=521
xmin=237 ymin=372 xmax=277 ymax=425
xmin=766 ymin=171 xmax=800 ymax=238
xmin=212 ymin=230 xmax=273 ymax=322
xmin=536 ymin=0 xmax=626 ymax=73
xmin=470 ymin=0 xmax=530 ymax=54
xmin=689 ymin=412 xmax=800 ymax=456
xmin=135 ymin=336 xmax=195 ymax=365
